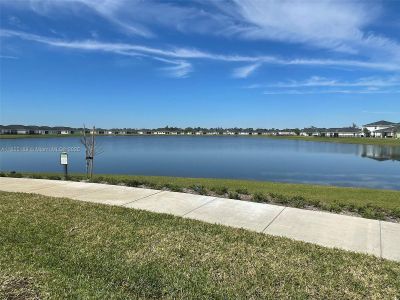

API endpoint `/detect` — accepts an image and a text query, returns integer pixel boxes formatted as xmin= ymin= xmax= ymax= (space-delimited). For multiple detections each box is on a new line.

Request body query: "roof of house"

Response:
xmin=301 ymin=127 xmax=323 ymax=132
xmin=374 ymin=125 xmax=400 ymax=133
xmin=51 ymin=127 xmax=74 ymax=130
xmin=363 ymin=120 xmax=396 ymax=126
xmin=324 ymin=127 xmax=362 ymax=133
xmin=0 ymin=124 xmax=29 ymax=130
xmin=0 ymin=125 xmax=75 ymax=130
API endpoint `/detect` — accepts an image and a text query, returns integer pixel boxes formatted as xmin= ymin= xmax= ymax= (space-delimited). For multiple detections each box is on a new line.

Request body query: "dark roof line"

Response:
xmin=363 ymin=120 xmax=396 ymax=126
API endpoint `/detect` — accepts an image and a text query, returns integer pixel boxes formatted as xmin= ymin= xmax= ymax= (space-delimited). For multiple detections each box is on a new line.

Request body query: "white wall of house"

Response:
xmin=375 ymin=129 xmax=395 ymax=138
xmin=278 ymin=131 xmax=296 ymax=136
xmin=363 ymin=125 xmax=392 ymax=137
xmin=339 ymin=132 xmax=361 ymax=137
xmin=301 ymin=132 xmax=320 ymax=136
xmin=325 ymin=132 xmax=361 ymax=137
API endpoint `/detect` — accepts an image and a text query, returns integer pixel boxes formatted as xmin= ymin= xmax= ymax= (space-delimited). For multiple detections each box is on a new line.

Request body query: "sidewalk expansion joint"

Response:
xmin=24 ymin=183 xmax=71 ymax=193
xmin=262 ymin=206 xmax=286 ymax=233
xmin=121 ymin=190 xmax=164 ymax=206
xmin=379 ymin=221 xmax=383 ymax=258
xmin=181 ymin=197 xmax=218 ymax=217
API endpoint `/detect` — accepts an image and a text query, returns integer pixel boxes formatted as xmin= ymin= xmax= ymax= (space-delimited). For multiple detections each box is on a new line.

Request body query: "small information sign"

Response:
xmin=60 ymin=152 xmax=68 ymax=165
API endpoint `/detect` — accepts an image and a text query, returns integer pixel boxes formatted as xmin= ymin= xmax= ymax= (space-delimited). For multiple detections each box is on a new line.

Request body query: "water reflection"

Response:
xmin=0 ymin=136 xmax=399 ymax=190
xmin=359 ymin=144 xmax=400 ymax=162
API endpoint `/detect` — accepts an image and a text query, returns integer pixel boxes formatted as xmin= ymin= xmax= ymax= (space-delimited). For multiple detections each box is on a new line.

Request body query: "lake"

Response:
xmin=1 ymin=136 xmax=399 ymax=190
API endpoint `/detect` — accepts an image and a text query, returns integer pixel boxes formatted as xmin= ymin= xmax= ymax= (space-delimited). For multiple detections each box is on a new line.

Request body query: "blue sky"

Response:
xmin=0 ymin=0 xmax=399 ymax=129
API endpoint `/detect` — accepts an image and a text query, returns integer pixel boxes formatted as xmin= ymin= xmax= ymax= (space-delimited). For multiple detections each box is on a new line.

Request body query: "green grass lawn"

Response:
xmin=2 ymin=172 xmax=400 ymax=221
xmin=264 ymin=135 xmax=400 ymax=146
xmin=1 ymin=191 xmax=399 ymax=299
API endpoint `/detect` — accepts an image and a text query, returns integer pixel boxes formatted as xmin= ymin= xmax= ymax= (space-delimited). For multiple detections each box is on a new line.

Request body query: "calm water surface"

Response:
xmin=1 ymin=136 xmax=399 ymax=190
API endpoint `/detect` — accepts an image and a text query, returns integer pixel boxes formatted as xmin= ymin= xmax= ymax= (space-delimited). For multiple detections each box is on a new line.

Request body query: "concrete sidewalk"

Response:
xmin=1 ymin=177 xmax=399 ymax=262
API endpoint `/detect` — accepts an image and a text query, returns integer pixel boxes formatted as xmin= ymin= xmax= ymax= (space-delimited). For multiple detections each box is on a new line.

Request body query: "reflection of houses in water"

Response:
xmin=359 ymin=145 xmax=400 ymax=162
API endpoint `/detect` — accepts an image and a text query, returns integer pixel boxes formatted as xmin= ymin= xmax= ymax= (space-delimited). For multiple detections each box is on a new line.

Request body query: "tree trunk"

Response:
xmin=90 ymin=126 xmax=95 ymax=178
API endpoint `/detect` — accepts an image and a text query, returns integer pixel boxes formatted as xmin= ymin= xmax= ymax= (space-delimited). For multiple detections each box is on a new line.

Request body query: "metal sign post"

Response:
xmin=60 ymin=152 xmax=68 ymax=180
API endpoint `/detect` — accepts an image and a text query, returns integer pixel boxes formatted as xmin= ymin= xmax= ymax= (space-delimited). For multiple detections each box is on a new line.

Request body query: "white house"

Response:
xmin=362 ymin=120 xmax=397 ymax=137
xmin=300 ymin=128 xmax=323 ymax=137
xmin=260 ymin=131 xmax=275 ymax=136
xmin=277 ymin=130 xmax=297 ymax=136
xmin=0 ymin=126 xmax=28 ymax=134
xmin=373 ymin=126 xmax=399 ymax=138
xmin=18 ymin=129 xmax=28 ymax=134
xmin=223 ymin=131 xmax=235 ymax=135
xmin=324 ymin=127 xmax=362 ymax=138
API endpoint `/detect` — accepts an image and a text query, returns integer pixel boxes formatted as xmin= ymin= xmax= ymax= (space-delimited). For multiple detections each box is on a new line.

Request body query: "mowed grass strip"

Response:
xmin=7 ymin=172 xmax=400 ymax=221
xmin=259 ymin=135 xmax=400 ymax=146
xmin=0 ymin=192 xmax=400 ymax=299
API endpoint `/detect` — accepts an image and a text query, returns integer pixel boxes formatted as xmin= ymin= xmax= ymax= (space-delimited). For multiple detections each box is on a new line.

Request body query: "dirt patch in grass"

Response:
xmin=0 ymin=275 xmax=41 ymax=300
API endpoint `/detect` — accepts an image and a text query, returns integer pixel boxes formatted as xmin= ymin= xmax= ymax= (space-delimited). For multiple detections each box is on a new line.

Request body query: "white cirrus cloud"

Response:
xmin=224 ymin=0 xmax=372 ymax=49
xmin=258 ymin=76 xmax=400 ymax=88
xmin=155 ymin=58 xmax=193 ymax=78
xmin=1 ymin=29 xmax=399 ymax=73
xmin=2 ymin=0 xmax=400 ymax=65
xmin=362 ymin=110 xmax=400 ymax=115
xmin=263 ymin=89 xmax=400 ymax=95
xmin=14 ymin=0 xmax=154 ymax=37
xmin=214 ymin=0 xmax=400 ymax=63
xmin=0 ymin=55 xmax=18 ymax=59
xmin=232 ymin=63 xmax=261 ymax=78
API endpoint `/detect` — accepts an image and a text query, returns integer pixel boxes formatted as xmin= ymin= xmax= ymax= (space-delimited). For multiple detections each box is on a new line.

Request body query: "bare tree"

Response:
xmin=81 ymin=125 xmax=103 ymax=178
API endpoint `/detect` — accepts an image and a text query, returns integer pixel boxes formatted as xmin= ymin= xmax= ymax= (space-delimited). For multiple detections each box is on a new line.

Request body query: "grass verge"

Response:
xmin=264 ymin=135 xmax=400 ymax=146
xmin=1 ymin=171 xmax=400 ymax=222
xmin=1 ymin=191 xmax=399 ymax=299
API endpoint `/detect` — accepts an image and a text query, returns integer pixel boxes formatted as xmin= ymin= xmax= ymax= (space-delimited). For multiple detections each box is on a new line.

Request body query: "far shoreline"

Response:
xmin=1 ymin=133 xmax=400 ymax=146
